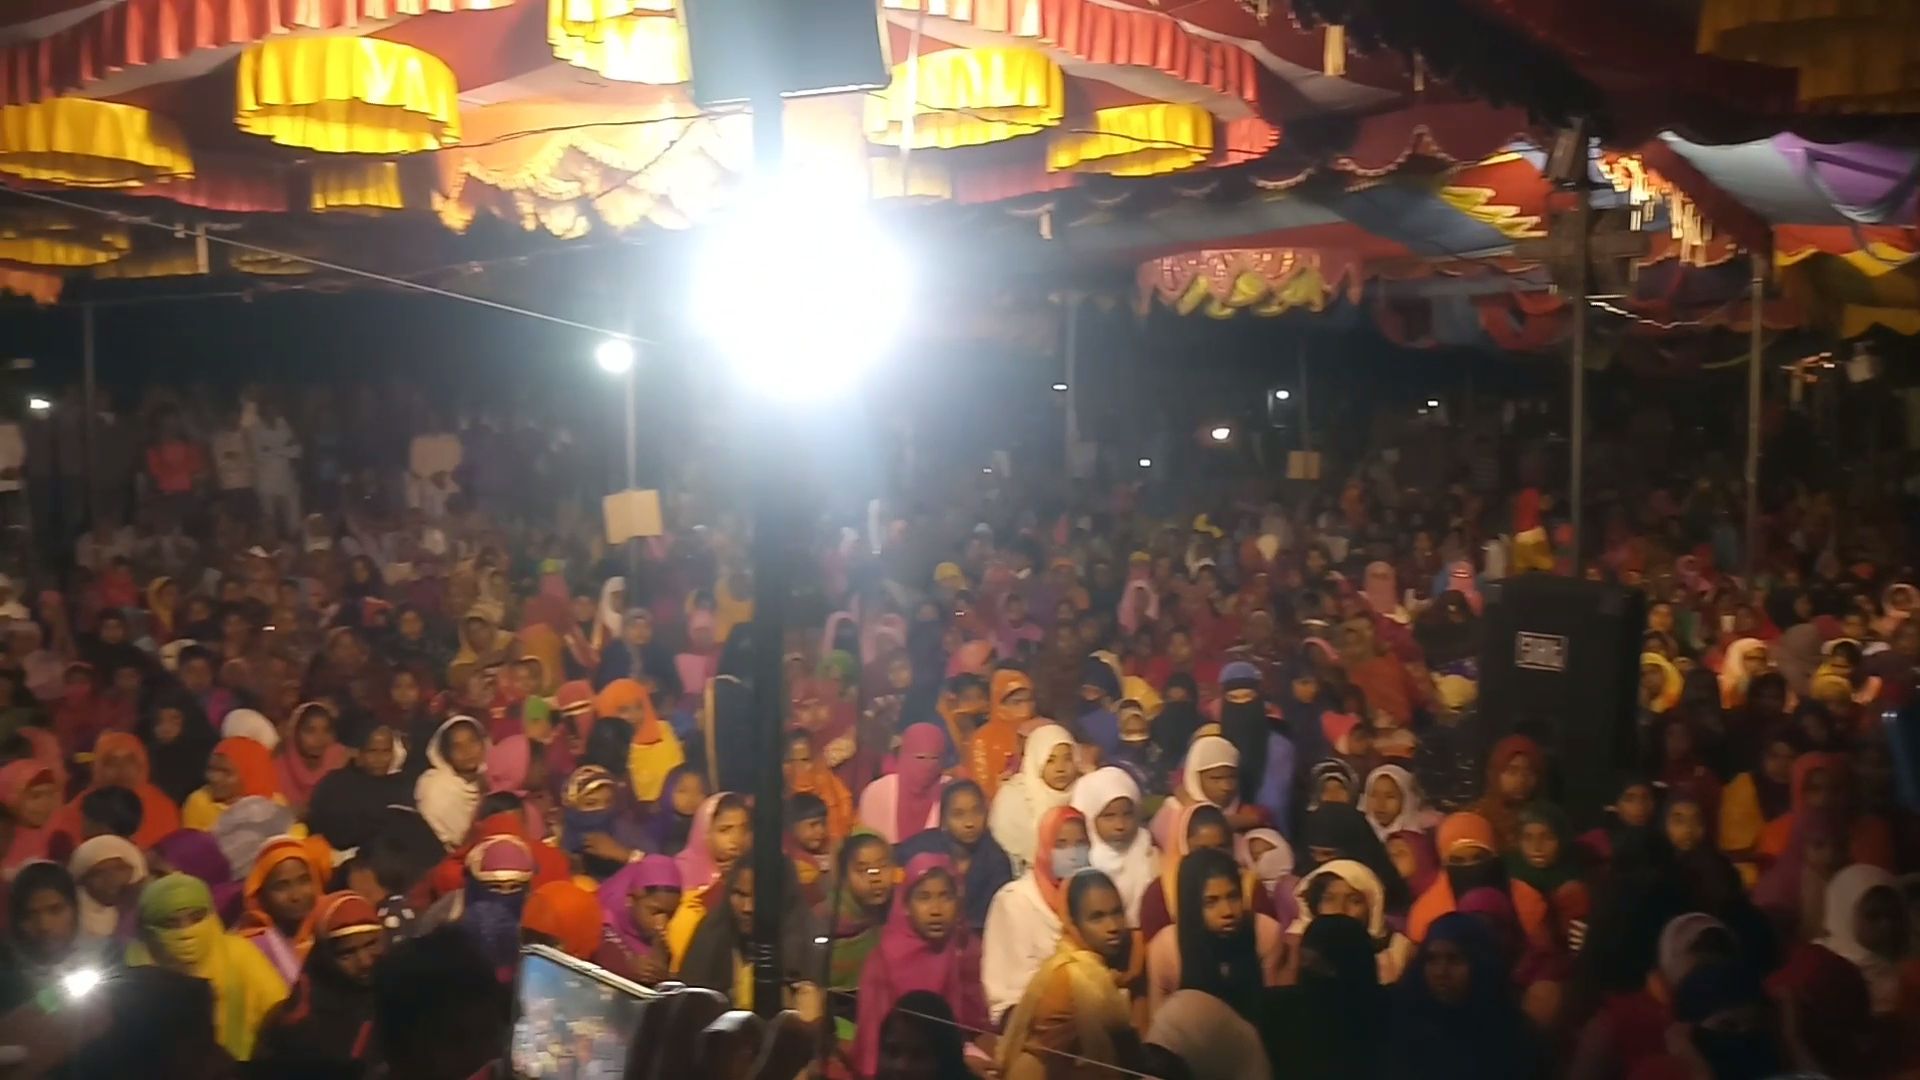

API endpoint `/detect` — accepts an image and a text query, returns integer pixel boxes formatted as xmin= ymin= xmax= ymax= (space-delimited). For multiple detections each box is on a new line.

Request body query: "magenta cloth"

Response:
xmin=894 ymin=724 xmax=948 ymax=843
xmin=0 ymin=760 xmax=56 ymax=871
xmin=853 ymin=853 xmax=987 ymax=1075
xmin=598 ymin=855 xmax=683 ymax=958
xmin=273 ymin=743 xmax=351 ymax=813
xmin=672 ymin=793 xmax=726 ymax=894
xmin=151 ymin=829 xmax=243 ymax=923
xmin=487 ymin=735 xmax=532 ymax=795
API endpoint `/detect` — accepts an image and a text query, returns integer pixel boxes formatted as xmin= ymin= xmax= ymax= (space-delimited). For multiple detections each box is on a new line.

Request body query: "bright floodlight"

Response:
xmin=691 ymin=181 xmax=910 ymax=401
xmin=595 ymin=339 xmax=635 ymax=375
xmin=1051 ymin=382 xmax=1069 ymax=393
xmin=26 ymin=396 xmax=49 ymax=414
xmin=1209 ymin=425 xmax=1232 ymax=442
xmin=1138 ymin=457 xmax=1153 ymax=468
xmin=1425 ymin=398 xmax=1440 ymax=408
xmin=1274 ymin=389 xmax=1291 ymax=401
xmin=61 ymin=968 xmax=101 ymax=1000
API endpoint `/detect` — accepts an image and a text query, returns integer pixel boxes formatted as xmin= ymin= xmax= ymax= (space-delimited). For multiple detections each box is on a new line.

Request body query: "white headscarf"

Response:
xmin=1069 ymin=766 xmax=1159 ymax=923
xmin=1236 ymin=827 xmax=1294 ymax=897
xmin=1822 ymin=864 xmax=1902 ymax=1013
xmin=1182 ymin=735 xmax=1240 ymax=808
xmin=1657 ymin=912 xmax=1730 ymax=989
xmin=1019 ymin=724 xmax=1078 ymax=810
xmin=1289 ymin=858 xmax=1387 ymax=939
xmin=414 ymin=714 xmax=489 ymax=848
xmin=1362 ymin=764 xmax=1426 ymax=839
xmin=69 ymin=836 xmax=147 ymax=939
xmin=598 ymin=578 xmax=627 ymax=638
xmin=1146 ymin=990 xmax=1271 ymax=1080
xmin=221 ymin=708 xmax=280 ymax=752
xmin=991 ymin=723 xmax=1079 ymax=874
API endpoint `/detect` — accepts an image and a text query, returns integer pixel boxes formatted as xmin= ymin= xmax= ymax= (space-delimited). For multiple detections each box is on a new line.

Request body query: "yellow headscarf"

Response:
xmin=126 ymin=873 xmax=289 ymax=1061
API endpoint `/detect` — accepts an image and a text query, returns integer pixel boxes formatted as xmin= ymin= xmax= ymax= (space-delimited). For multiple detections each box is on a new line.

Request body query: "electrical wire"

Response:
xmin=0 ymin=182 xmax=653 ymax=342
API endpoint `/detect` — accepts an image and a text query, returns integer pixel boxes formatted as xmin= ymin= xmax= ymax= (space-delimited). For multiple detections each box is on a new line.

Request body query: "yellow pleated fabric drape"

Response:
xmin=870 ymin=154 xmax=953 ymax=201
xmin=230 ymin=250 xmax=316 ymax=276
xmin=92 ymin=246 xmax=207 ymax=280
xmin=310 ymin=159 xmax=407 ymax=212
xmin=236 ymin=38 xmax=462 ymax=153
xmin=1698 ymin=0 xmax=1920 ymax=109
xmin=548 ymin=0 xmax=690 ymax=83
xmin=0 ymin=99 xmax=194 ymax=188
xmin=865 ymin=47 xmax=1064 ymax=149
xmin=1045 ymin=103 xmax=1212 ymax=177
xmin=0 ymin=210 xmax=130 ymax=268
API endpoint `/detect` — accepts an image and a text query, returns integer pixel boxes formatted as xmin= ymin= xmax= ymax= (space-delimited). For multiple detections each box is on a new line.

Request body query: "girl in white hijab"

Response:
xmin=1148 ymin=733 xmax=1242 ymax=850
xmin=1286 ymin=858 xmax=1414 ymax=984
xmin=1821 ymin=864 xmax=1906 ymax=1014
xmin=1069 ymin=766 xmax=1160 ymax=923
xmin=69 ymin=835 xmax=147 ymax=940
xmin=414 ymin=714 xmax=491 ymax=848
xmin=1362 ymin=764 xmax=1436 ymax=840
xmin=989 ymin=723 xmax=1079 ymax=875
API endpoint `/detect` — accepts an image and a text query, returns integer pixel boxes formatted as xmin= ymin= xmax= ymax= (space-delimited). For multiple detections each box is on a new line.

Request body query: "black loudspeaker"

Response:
xmin=1476 ymin=574 xmax=1644 ymax=831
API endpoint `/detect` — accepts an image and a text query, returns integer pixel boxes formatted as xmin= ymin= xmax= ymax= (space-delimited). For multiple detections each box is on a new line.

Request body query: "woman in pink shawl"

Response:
xmin=0 ymin=760 xmax=61 ymax=872
xmin=672 ymin=611 xmax=721 ymax=712
xmin=853 ymin=853 xmax=988 ymax=1076
xmin=855 ymin=724 xmax=949 ymax=843
xmin=593 ymin=854 xmax=683 ymax=985
xmin=273 ymin=702 xmax=351 ymax=814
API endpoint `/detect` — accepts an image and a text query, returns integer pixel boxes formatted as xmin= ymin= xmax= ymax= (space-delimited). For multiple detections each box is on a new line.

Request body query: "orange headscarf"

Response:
xmin=235 ymin=835 xmax=331 ymax=961
xmin=969 ymin=670 xmax=1032 ymax=801
xmin=1033 ymin=805 xmax=1085 ymax=914
xmin=61 ymin=732 xmax=180 ymax=848
xmin=596 ymin=678 xmax=665 ymax=745
xmin=214 ymin=736 xmax=283 ymax=800
xmin=522 ymin=881 xmax=604 ymax=959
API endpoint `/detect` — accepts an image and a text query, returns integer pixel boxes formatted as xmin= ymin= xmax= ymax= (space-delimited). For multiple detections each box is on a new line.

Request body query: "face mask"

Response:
xmin=1050 ymin=844 xmax=1092 ymax=879
xmin=149 ymin=916 xmax=220 ymax=968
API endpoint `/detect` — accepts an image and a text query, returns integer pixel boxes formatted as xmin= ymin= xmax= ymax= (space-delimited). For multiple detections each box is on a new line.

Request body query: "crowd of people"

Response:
xmin=0 ymin=379 xmax=1913 ymax=1080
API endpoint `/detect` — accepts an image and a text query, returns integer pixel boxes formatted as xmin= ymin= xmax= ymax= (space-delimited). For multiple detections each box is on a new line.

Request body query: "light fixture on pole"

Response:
xmin=1209 ymin=425 xmax=1232 ymax=443
xmin=26 ymin=395 xmax=50 ymax=414
xmin=1051 ymin=382 xmax=1068 ymax=393
xmin=1138 ymin=457 xmax=1153 ymax=468
xmin=1273 ymin=388 xmax=1291 ymax=401
xmin=595 ymin=338 xmax=635 ymax=375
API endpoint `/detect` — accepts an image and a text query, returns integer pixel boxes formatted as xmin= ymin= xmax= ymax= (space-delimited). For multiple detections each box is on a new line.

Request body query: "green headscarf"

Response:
xmin=138 ymin=872 xmax=214 ymax=925
xmin=1502 ymin=801 xmax=1582 ymax=896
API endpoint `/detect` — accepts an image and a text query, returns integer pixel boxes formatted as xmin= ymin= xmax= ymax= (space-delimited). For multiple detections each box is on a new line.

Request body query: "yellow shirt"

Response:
xmin=666 ymin=883 xmax=710 ymax=971
xmin=627 ymin=728 xmax=686 ymax=804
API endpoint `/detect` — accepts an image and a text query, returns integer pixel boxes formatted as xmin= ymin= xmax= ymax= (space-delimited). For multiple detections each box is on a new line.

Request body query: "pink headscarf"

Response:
xmin=0 ymin=760 xmax=58 ymax=872
xmin=18 ymin=727 xmax=67 ymax=796
xmin=946 ymin=640 xmax=995 ymax=679
xmin=894 ymin=724 xmax=948 ymax=842
xmin=673 ymin=792 xmax=730 ymax=894
xmin=853 ymin=853 xmax=986 ymax=1076
xmin=487 ymin=734 xmax=533 ymax=795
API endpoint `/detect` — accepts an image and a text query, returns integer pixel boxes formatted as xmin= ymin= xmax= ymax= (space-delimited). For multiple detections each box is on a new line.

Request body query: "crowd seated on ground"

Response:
xmin=0 ymin=381 xmax=1915 ymax=1079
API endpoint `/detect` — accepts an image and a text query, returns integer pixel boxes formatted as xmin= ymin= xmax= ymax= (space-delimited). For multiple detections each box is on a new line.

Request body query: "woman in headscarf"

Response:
xmin=70 ymin=834 xmax=146 ymax=941
xmin=306 ymin=722 xmax=410 ymax=855
xmin=1147 ymin=733 xmax=1241 ymax=851
xmin=273 ymin=701 xmax=351 ymax=814
xmin=1503 ymin=801 xmax=1588 ymax=948
xmin=663 ymin=791 xmax=751 ymax=962
xmin=1147 ymin=847 xmax=1284 ymax=1015
xmin=438 ymin=833 xmax=537 ymax=979
xmin=593 ymin=855 xmax=682 ymax=985
xmin=1753 ymin=808 xmax=1845 ymax=943
xmin=1151 ymin=672 xmax=1204 ymax=762
xmin=1567 ymin=911 xmax=1739 ymax=1080
xmin=983 ymin=806 xmax=1084 ymax=1026
xmin=1718 ymin=723 xmax=1798 ymax=887
xmin=127 ymin=873 xmax=289 ymax=1062
xmin=595 ymin=609 xmax=682 ymax=703
xmin=1140 ymin=802 xmax=1284 ymax=945
xmin=413 ymin=714 xmax=490 ymax=848
xmin=182 ymin=735 xmax=282 ymax=832
xmin=252 ymin=891 xmax=386 ymax=1076
xmin=1257 ymin=914 xmax=1387 ymax=1080
xmin=49 ymin=731 xmax=180 ymax=849
xmin=447 ymin=608 xmax=513 ymax=693
xmin=990 ymin=723 xmax=1080 ymax=874
xmin=520 ymin=880 xmax=604 ymax=959
xmin=677 ymin=858 xmax=816 ymax=1010
xmin=0 ymin=861 xmax=118 ymax=1013
xmin=897 ymin=781 xmax=1013 ymax=936
xmin=821 ymin=830 xmax=897 ymax=1004
xmin=851 ymin=720 xmax=946 ymax=844
xmin=1299 ymin=802 xmax=1409 ymax=913
xmin=1758 ymin=751 xmax=1894 ymax=870
xmin=232 ymin=835 xmax=328 ymax=986
xmin=999 ymin=867 xmax=1147 ymax=1078
xmin=783 ymin=727 xmax=853 ymax=844
xmin=1285 ymin=858 xmax=1414 ymax=984
xmin=0 ymin=759 xmax=60 ymax=873
xmin=1407 ymin=812 xmax=1551 ymax=947
xmin=138 ymin=689 xmax=216 ymax=810
xmin=149 ymin=829 xmax=243 ymax=924
xmin=969 ymin=670 xmax=1035 ymax=800
xmin=1363 ymin=763 xmax=1436 ymax=840
xmin=596 ymin=677 xmax=682 ymax=803
xmin=1384 ymin=912 xmax=1542 ymax=1080
xmin=1466 ymin=734 xmax=1545 ymax=853
xmin=1068 ymin=766 xmax=1159 ymax=924
xmin=1768 ymin=864 xmax=1914 ymax=1075
xmin=854 ymin=853 xmax=990 ymax=1076
xmin=644 ymin=764 xmax=707 ymax=855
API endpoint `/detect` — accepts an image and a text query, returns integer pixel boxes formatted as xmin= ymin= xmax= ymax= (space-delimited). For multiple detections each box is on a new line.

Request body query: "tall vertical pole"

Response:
xmin=81 ymin=303 xmax=96 ymax=526
xmin=1063 ymin=294 xmax=1080 ymax=471
xmin=746 ymin=89 xmax=789 ymax=1021
xmin=623 ymin=365 xmax=640 ymax=607
xmin=1298 ymin=338 xmax=1312 ymax=453
xmin=1746 ymin=252 xmax=1764 ymax=578
xmin=1569 ymin=189 xmax=1589 ymax=568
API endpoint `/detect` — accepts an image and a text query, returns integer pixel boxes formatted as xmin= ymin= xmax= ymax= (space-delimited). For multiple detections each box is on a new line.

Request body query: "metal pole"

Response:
xmin=1298 ymin=338 xmax=1311 ymax=453
xmin=1569 ymin=191 xmax=1589 ymax=568
xmin=1063 ymin=294 xmax=1079 ymax=471
xmin=746 ymin=88 xmax=788 ymax=1022
xmin=81 ymin=303 xmax=96 ymax=527
xmin=624 ymin=366 xmax=640 ymax=612
xmin=1746 ymin=252 xmax=1764 ymax=578
xmin=624 ymin=366 xmax=637 ymax=492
